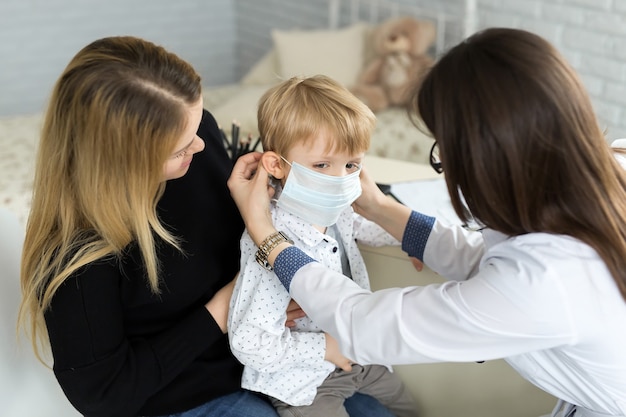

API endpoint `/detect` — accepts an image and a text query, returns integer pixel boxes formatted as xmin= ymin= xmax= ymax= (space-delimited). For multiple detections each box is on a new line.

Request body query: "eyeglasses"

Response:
xmin=429 ymin=142 xmax=443 ymax=174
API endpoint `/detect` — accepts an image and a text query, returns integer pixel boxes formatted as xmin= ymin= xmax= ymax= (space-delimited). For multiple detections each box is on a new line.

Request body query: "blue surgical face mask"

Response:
xmin=274 ymin=157 xmax=362 ymax=227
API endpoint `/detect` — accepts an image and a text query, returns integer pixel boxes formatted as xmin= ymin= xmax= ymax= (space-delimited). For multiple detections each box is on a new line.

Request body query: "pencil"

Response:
xmin=219 ymin=126 xmax=230 ymax=149
xmin=244 ymin=134 xmax=252 ymax=153
xmin=231 ymin=121 xmax=239 ymax=162
xmin=251 ymin=136 xmax=262 ymax=152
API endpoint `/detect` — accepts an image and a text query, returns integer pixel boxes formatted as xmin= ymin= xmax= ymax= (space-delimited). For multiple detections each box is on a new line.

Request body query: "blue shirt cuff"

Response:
xmin=401 ymin=211 xmax=435 ymax=260
xmin=274 ymin=246 xmax=317 ymax=291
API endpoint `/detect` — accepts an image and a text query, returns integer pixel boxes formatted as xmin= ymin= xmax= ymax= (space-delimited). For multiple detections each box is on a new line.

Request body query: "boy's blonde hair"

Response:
xmin=257 ymin=75 xmax=376 ymax=156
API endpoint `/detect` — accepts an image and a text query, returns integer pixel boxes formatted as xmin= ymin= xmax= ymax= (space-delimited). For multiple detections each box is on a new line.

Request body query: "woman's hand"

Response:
xmin=410 ymin=257 xmax=424 ymax=272
xmin=227 ymin=152 xmax=276 ymax=245
xmin=205 ymin=276 xmax=237 ymax=333
xmin=352 ymin=166 xmax=388 ymax=221
xmin=285 ymin=299 xmax=306 ymax=328
xmin=353 ymin=166 xmax=413 ymax=242
xmin=324 ymin=333 xmax=353 ymax=372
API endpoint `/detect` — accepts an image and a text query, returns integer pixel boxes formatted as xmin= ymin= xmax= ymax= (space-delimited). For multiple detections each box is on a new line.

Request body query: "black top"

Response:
xmin=45 ymin=110 xmax=245 ymax=417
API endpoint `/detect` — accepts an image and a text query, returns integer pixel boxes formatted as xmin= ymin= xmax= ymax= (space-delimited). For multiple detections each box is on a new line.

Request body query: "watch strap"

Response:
xmin=255 ymin=231 xmax=293 ymax=271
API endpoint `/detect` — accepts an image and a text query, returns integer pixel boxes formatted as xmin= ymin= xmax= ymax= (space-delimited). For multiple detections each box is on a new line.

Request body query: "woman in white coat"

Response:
xmin=228 ymin=28 xmax=626 ymax=417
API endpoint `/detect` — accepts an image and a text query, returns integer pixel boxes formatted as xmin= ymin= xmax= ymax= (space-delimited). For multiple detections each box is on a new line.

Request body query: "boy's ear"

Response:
xmin=261 ymin=151 xmax=286 ymax=180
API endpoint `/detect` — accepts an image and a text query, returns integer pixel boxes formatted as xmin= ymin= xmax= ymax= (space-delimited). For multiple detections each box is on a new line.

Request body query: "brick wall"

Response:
xmin=477 ymin=0 xmax=626 ymax=140
xmin=0 ymin=0 xmax=236 ymax=117
xmin=234 ymin=0 xmax=332 ymax=78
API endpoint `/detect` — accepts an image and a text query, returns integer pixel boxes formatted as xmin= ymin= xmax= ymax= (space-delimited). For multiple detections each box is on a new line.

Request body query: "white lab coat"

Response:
xmin=286 ymin=141 xmax=626 ymax=415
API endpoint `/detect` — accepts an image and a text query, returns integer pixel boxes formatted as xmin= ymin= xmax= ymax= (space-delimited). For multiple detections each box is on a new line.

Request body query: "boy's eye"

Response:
xmin=346 ymin=162 xmax=361 ymax=170
xmin=313 ymin=163 xmax=329 ymax=169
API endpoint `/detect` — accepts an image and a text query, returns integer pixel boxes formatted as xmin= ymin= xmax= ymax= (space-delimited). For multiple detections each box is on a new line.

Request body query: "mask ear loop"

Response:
xmin=279 ymin=155 xmax=292 ymax=167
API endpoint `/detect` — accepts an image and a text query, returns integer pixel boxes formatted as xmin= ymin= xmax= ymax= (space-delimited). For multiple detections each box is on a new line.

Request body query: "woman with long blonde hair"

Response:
xmin=18 ymin=36 xmax=267 ymax=417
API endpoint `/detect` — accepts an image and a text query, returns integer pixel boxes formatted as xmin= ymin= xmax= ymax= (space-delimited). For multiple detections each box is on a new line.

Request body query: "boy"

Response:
xmin=228 ymin=75 xmax=418 ymax=417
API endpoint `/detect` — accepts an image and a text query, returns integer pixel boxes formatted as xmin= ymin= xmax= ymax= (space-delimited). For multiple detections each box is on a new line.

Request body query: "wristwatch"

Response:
xmin=255 ymin=231 xmax=293 ymax=271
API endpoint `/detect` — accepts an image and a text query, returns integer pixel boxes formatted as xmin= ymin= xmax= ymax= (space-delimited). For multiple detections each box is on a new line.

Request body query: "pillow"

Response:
xmin=241 ymin=49 xmax=280 ymax=86
xmin=271 ymin=22 xmax=368 ymax=87
xmin=207 ymin=85 xmax=272 ymax=138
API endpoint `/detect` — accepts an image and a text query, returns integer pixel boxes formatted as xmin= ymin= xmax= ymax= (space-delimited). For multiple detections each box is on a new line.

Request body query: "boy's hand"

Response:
xmin=285 ymin=299 xmax=306 ymax=328
xmin=410 ymin=257 xmax=424 ymax=272
xmin=324 ymin=332 xmax=353 ymax=372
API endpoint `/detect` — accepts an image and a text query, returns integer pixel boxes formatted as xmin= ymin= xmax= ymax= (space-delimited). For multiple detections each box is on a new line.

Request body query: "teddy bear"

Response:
xmin=351 ymin=16 xmax=436 ymax=113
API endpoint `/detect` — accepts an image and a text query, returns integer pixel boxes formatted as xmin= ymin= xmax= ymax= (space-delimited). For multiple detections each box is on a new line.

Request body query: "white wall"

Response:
xmin=472 ymin=0 xmax=626 ymax=140
xmin=0 ymin=0 xmax=237 ymax=117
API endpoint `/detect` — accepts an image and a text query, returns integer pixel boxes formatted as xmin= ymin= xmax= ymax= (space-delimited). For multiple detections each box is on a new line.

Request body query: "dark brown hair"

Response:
xmin=412 ymin=28 xmax=626 ymax=300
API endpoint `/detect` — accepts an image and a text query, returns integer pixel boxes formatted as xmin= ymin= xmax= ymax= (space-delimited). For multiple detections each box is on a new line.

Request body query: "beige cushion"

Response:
xmin=241 ymin=49 xmax=280 ymax=86
xmin=271 ymin=22 xmax=368 ymax=87
xmin=207 ymin=85 xmax=273 ymax=138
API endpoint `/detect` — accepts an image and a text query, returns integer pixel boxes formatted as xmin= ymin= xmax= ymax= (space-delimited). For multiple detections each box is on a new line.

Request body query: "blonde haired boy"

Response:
xmin=228 ymin=75 xmax=418 ymax=417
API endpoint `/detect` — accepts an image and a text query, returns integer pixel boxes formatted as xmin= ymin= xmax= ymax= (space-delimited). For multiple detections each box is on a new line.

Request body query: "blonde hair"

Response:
xmin=19 ymin=36 xmax=202 ymax=359
xmin=257 ymin=75 xmax=375 ymax=156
